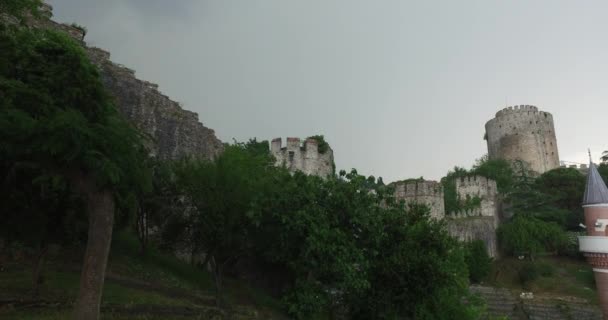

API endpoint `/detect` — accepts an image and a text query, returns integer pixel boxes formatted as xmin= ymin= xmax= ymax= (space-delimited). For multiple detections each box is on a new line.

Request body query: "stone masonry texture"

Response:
xmin=32 ymin=4 xmax=224 ymax=161
xmin=392 ymin=180 xmax=445 ymax=220
xmin=485 ymin=105 xmax=559 ymax=174
xmin=271 ymin=137 xmax=334 ymax=178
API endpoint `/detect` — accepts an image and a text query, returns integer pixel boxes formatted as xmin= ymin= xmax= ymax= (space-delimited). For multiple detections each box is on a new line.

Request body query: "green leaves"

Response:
xmin=497 ymin=215 xmax=568 ymax=258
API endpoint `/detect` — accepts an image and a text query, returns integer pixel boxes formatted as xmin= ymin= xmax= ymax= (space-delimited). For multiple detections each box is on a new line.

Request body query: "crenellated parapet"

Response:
xmin=392 ymin=180 xmax=444 ymax=220
xmin=485 ymin=105 xmax=560 ymax=174
xmin=451 ymin=175 xmax=498 ymax=218
xmin=494 ymin=105 xmax=539 ymax=117
xmin=446 ymin=208 xmax=482 ymax=219
xmin=271 ymin=137 xmax=334 ymax=178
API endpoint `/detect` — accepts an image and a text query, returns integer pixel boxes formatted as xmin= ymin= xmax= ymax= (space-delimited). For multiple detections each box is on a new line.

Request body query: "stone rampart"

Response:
xmin=392 ymin=180 xmax=444 ymax=220
xmin=271 ymin=137 xmax=334 ymax=178
xmin=485 ymin=105 xmax=559 ymax=174
xmin=455 ymin=175 xmax=498 ymax=218
xmin=28 ymin=4 xmax=224 ymax=161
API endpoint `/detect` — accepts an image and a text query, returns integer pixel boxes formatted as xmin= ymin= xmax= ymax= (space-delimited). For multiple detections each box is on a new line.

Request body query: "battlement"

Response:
xmin=270 ymin=137 xmax=334 ymax=178
xmin=495 ymin=105 xmax=539 ymax=117
xmin=446 ymin=208 xmax=483 ymax=219
xmin=485 ymin=105 xmax=560 ymax=174
xmin=393 ymin=180 xmax=443 ymax=198
xmin=392 ymin=180 xmax=444 ymax=219
xmin=455 ymin=176 xmax=498 ymax=218
xmin=456 ymin=175 xmax=497 ymax=197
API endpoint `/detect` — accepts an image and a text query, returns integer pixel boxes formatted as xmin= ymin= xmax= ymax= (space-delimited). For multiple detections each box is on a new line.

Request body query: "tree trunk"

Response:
xmin=136 ymin=204 xmax=147 ymax=255
xmin=72 ymin=176 xmax=115 ymax=320
xmin=210 ymin=256 xmax=223 ymax=308
xmin=32 ymin=244 xmax=48 ymax=297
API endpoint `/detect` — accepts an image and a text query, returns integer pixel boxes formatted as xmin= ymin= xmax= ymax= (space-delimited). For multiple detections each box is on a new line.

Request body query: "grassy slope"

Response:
xmin=484 ymin=256 xmax=597 ymax=304
xmin=0 ymin=231 xmax=286 ymax=319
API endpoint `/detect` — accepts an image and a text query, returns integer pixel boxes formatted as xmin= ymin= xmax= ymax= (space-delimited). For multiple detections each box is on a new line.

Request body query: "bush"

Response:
xmin=497 ymin=215 xmax=568 ymax=258
xmin=518 ymin=262 xmax=539 ymax=287
xmin=537 ymin=262 xmax=555 ymax=277
xmin=464 ymin=240 xmax=492 ymax=283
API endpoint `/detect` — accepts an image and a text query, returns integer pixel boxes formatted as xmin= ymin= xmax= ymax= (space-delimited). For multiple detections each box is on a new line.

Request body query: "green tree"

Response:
xmin=170 ymin=142 xmax=273 ymax=305
xmin=535 ymin=167 xmax=585 ymax=229
xmin=464 ymin=240 xmax=492 ymax=283
xmin=441 ymin=166 xmax=472 ymax=213
xmin=472 ymin=156 xmax=515 ymax=193
xmin=0 ymin=25 xmax=150 ymax=320
xmin=250 ymin=170 xmax=480 ymax=319
xmin=353 ymin=204 xmax=481 ymax=319
xmin=497 ymin=215 xmax=567 ymax=259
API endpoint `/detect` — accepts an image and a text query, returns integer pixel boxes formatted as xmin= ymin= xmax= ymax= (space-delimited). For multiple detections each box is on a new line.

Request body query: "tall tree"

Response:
xmin=169 ymin=141 xmax=273 ymax=305
xmin=0 ymin=24 xmax=150 ymax=320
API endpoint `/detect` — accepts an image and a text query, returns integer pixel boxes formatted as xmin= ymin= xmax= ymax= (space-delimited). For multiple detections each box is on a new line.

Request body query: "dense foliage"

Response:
xmin=464 ymin=240 xmax=492 ymax=283
xmin=306 ymin=134 xmax=330 ymax=154
xmin=0 ymin=20 xmax=150 ymax=319
xmin=155 ymin=145 xmax=481 ymax=318
xmin=497 ymin=215 xmax=567 ymax=258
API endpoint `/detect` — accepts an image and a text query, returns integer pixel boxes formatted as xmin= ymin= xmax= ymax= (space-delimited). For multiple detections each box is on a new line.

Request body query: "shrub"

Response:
xmin=497 ymin=215 xmax=568 ymax=258
xmin=518 ymin=262 xmax=539 ymax=287
xmin=537 ymin=262 xmax=555 ymax=277
xmin=464 ymin=240 xmax=492 ymax=283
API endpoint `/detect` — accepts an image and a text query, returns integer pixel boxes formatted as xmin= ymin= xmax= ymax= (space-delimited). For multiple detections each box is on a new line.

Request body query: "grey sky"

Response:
xmin=48 ymin=0 xmax=608 ymax=182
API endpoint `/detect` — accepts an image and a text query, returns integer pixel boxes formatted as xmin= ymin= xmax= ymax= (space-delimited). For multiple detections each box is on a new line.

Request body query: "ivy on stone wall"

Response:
xmin=306 ymin=135 xmax=329 ymax=154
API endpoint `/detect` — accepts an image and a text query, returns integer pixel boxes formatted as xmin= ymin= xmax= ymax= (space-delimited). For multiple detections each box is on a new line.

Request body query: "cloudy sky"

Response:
xmin=48 ymin=0 xmax=608 ymax=182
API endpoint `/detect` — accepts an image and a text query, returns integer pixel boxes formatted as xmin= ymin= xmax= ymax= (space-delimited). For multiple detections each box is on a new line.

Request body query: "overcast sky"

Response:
xmin=47 ymin=0 xmax=608 ymax=182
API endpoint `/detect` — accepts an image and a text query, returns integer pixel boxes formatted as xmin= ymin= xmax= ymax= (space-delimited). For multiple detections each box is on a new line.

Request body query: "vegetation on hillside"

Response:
xmin=0 ymin=15 xmax=482 ymax=318
xmin=0 ymin=15 xmax=152 ymax=319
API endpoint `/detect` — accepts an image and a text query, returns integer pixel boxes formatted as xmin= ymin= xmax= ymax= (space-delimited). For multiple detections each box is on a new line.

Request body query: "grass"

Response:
xmin=0 ymin=231 xmax=286 ymax=319
xmin=484 ymin=255 xmax=598 ymax=304
xmin=0 ymin=309 xmax=213 ymax=320
xmin=108 ymin=231 xmax=214 ymax=292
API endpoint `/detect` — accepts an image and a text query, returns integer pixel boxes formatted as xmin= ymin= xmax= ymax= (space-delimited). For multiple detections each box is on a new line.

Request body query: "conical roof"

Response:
xmin=583 ymin=162 xmax=608 ymax=205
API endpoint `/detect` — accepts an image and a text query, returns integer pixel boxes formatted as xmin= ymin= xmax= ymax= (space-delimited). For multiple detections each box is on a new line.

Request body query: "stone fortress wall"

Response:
xmin=33 ymin=3 xmax=224 ymax=161
xmin=449 ymin=176 xmax=499 ymax=257
xmin=271 ymin=137 xmax=334 ymax=178
xmin=392 ymin=180 xmax=445 ymax=220
xmin=450 ymin=175 xmax=498 ymax=218
xmin=392 ymin=177 xmax=500 ymax=257
xmin=485 ymin=105 xmax=559 ymax=174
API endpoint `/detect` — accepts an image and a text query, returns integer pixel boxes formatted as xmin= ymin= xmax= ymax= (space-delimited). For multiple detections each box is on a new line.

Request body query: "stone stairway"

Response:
xmin=471 ymin=285 xmax=521 ymax=319
xmin=470 ymin=285 xmax=602 ymax=320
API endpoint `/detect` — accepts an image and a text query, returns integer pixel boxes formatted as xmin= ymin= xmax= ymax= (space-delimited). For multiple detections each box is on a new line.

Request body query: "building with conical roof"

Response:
xmin=578 ymin=162 xmax=608 ymax=319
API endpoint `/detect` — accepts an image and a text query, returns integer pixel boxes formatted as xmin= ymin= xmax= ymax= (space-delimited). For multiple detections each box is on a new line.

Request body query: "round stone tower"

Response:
xmin=485 ymin=105 xmax=559 ymax=174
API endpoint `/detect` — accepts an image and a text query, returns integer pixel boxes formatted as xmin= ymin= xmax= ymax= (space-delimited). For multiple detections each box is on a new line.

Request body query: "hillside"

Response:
xmin=0 ymin=232 xmax=287 ymax=320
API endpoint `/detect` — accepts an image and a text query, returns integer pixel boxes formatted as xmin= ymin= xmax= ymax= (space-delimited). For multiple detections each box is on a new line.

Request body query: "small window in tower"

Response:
xmin=536 ymin=121 xmax=538 ymax=124
xmin=288 ymin=151 xmax=295 ymax=162
xmin=552 ymin=152 xmax=554 ymax=155
xmin=550 ymin=142 xmax=553 ymax=146
xmin=530 ymin=121 xmax=532 ymax=124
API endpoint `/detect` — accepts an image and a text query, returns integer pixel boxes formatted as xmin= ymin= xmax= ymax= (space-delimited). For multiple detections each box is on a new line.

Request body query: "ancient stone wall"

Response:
xmin=485 ymin=105 xmax=559 ymax=174
xmin=31 ymin=4 xmax=224 ymax=161
xmin=446 ymin=216 xmax=498 ymax=257
xmin=271 ymin=137 xmax=334 ymax=178
xmin=444 ymin=176 xmax=499 ymax=257
xmin=454 ymin=175 xmax=498 ymax=217
xmin=392 ymin=180 xmax=445 ymax=220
